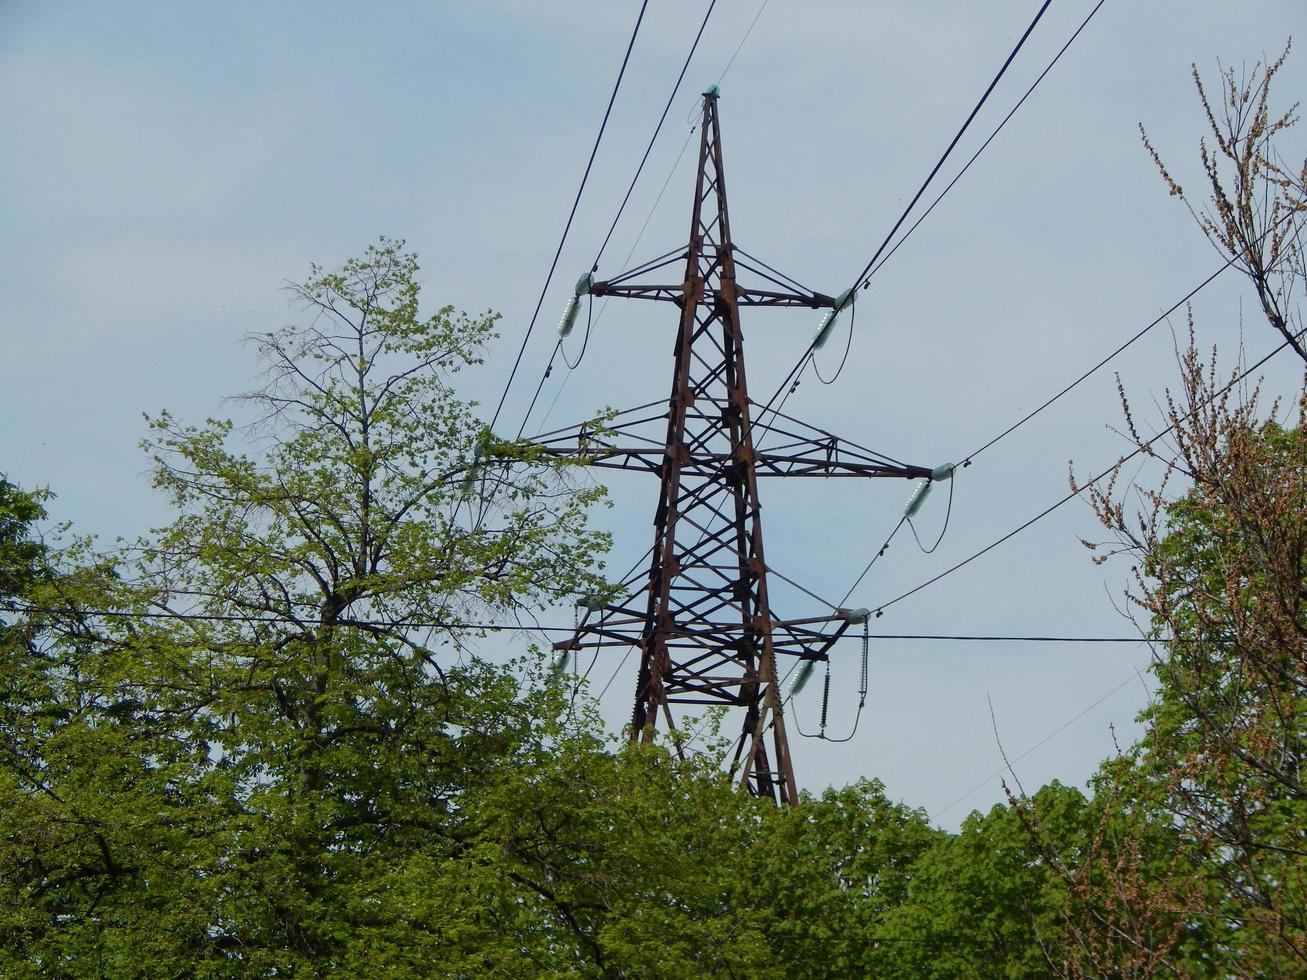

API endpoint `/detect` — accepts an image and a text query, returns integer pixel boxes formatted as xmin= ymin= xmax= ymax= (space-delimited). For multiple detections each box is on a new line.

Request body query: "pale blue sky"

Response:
xmin=3 ymin=1 xmax=1303 ymax=827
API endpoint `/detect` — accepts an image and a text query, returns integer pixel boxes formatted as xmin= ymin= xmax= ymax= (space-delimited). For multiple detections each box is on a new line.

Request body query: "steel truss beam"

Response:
xmin=527 ymin=91 xmax=925 ymax=806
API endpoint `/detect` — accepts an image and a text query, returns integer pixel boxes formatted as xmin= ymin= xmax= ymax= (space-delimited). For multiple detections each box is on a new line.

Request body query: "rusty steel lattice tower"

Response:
xmin=538 ymin=90 xmax=930 ymax=805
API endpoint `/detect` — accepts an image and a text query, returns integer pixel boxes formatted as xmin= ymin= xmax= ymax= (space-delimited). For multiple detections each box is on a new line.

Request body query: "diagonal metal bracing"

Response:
xmin=531 ymin=90 xmax=928 ymax=806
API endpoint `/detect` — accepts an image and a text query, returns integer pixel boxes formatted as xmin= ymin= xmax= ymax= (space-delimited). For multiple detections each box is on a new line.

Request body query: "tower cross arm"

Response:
xmin=590 ymin=279 xmax=839 ymax=309
xmin=522 ymin=410 xmax=933 ymax=481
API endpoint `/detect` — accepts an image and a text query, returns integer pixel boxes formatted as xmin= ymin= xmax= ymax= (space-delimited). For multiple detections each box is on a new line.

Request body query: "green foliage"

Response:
xmin=880 ymin=782 xmax=1090 ymax=978
xmin=0 ymin=478 xmax=49 ymax=603
xmin=26 ymin=238 xmax=1307 ymax=978
xmin=1069 ymin=353 xmax=1307 ymax=974
xmin=0 ymin=241 xmax=616 ymax=975
xmin=735 ymin=780 xmax=941 ymax=977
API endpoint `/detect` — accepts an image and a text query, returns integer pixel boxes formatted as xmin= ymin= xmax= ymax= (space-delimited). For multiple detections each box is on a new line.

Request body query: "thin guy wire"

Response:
xmin=929 ymin=671 xmax=1140 ymax=821
xmin=715 ymin=0 xmax=771 ymax=86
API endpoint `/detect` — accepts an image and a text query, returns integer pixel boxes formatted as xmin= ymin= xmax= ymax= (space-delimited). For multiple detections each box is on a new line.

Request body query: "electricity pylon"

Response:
xmin=536 ymin=89 xmax=931 ymax=806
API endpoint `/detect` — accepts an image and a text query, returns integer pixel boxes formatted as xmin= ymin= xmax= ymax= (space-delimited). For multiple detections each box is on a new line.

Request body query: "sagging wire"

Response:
xmin=793 ymin=619 xmax=870 ymax=742
xmin=907 ymin=474 xmax=955 ymax=554
xmin=750 ymin=0 xmax=1063 ymax=434
xmin=561 ymin=294 xmax=594 ymax=370
xmin=812 ymin=298 xmax=856 ymax=385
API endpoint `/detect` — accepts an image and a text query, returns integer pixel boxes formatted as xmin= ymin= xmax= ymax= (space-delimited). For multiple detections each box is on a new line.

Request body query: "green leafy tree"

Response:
xmin=1077 ymin=357 xmax=1307 ymax=975
xmin=0 ymin=478 xmax=219 ymax=974
xmin=1022 ymin=47 xmax=1307 ymax=977
xmin=880 ymin=782 xmax=1090 ymax=978
xmin=448 ymin=707 xmax=780 ymax=978
xmin=0 ymin=241 xmax=611 ymax=975
xmin=734 ymin=779 xmax=940 ymax=978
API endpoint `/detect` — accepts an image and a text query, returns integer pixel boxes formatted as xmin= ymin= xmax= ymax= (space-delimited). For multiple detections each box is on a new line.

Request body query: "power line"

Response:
xmin=752 ymin=0 xmax=1057 ymax=428
xmin=960 ymin=250 xmax=1252 ymax=466
xmin=847 ymin=0 xmax=1054 ymax=295
xmin=487 ymin=0 xmax=650 ymax=433
xmin=755 ymin=0 xmax=1112 ymax=435
xmin=830 ymin=202 xmax=1297 ymax=617
xmin=859 ymin=0 xmax=1108 ymax=290
xmin=535 ymin=0 xmax=768 ymax=438
xmin=590 ymin=0 xmax=718 ymax=272
xmin=862 ymin=333 xmax=1300 ymax=618
xmin=953 ymin=206 xmax=1296 ymax=468
xmin=4 ymin=603 xmax=1168 ymax=644
xmin=515 ymin=0 xmax=720 ymax=439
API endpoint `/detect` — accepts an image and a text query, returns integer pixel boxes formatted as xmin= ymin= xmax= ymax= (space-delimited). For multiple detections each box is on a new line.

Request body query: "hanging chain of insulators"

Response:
xmin=816 ymin=621 xmax=869 ymax=739
xmin=858 ymin=621 xmax=869 ymax=708
xmin=818 ymin=662 xmax=832 ymax=737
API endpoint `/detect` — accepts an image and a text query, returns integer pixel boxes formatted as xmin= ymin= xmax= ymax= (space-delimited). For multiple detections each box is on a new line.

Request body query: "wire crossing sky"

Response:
xmin=1 ymin=0 xmax=1303 ymax=828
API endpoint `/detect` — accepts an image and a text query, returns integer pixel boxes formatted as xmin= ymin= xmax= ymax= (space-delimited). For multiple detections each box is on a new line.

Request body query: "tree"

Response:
xmin=1142 ymin=43 xmax=1307 ymax=363
xmin=0 ymin=240 xmax=612 ymax=974
xmin=450 ymin=706 xmax=780 ymax=978
xmin=1073 ymin=348 xmax=1307 ymax=974
xmin=881 ymin=782 xmax=1090 ymax=978
xmin=998 ymin=48 xmax=1307 ymax=977
xmin=736 ymin=779 xmax=941 ymax=978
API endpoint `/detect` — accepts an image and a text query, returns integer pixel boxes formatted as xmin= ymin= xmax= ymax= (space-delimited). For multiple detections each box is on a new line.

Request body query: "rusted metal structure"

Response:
xmin=537 ymin=90 xmax=930 ymax=805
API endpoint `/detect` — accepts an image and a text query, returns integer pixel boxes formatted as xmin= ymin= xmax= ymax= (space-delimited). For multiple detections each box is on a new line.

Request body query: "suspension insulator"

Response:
xmin=791 ymin=659 xmax=817 ymax=695
xmin=859 ymin=625 xmax=869 ymax=701
xmin=819 ymin=665 xmax=832 ymax=735
xmin=905 ymin=462 xmax=956 ymax=517
xmin=558 ymin=272 xmax=595 ymax=338
xmin=558 ymin=295 xmax=581 ymax=338
xmin=812 ymin=287 xmax=856 ymax=350
xmin=904 ymin=479 xmax=932 ymax=517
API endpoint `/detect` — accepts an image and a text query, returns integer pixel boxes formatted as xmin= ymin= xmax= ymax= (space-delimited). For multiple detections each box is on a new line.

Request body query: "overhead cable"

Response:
xmin=515 ymin=0 xmax=720 ymax=438
xmin=753 ymin=0 xmax=1057 ymax=427
xmin=4 ymin=603 xmax=1167 ymax=644
xmin=959 ymin=213 xmax=1294 ymax=466
xmin=860 ymin=0 xmax=1108 ymax=289
xmin=487 ymin=0 xmax=650 ymax=433
xmin=864 ymin=333 xmax=1302 ymax=617
xmin=590 ymin=0 xmax=719 ymax=271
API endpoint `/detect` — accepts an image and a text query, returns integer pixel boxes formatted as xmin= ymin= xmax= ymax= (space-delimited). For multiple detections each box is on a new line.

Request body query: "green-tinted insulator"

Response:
xmin=930 ymin=462 xmax=955 ymax=482
xmin=812 ymin=287 xmax=856 ymax=350
xmin=550 ymin=651 xmax=570 ymax=676
xmin=791 ymin=660 xmax=817 ymax=695
xmin=843 ymin=607 xmax=871 ymax=625
xmin=578 ymin=594 xmax=606 ymax=613
xmin=461 ymin=431 xmax=491 ymax=493
xmin=575 ymin=272 xmax=594 ymax=296
xmin=559 ymin=295 xmax=581 ymax=337
xmin=904 ymin=479 xmax=932 ymax=518
xmin=703 ymin=84 xmax=720 ymax=99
